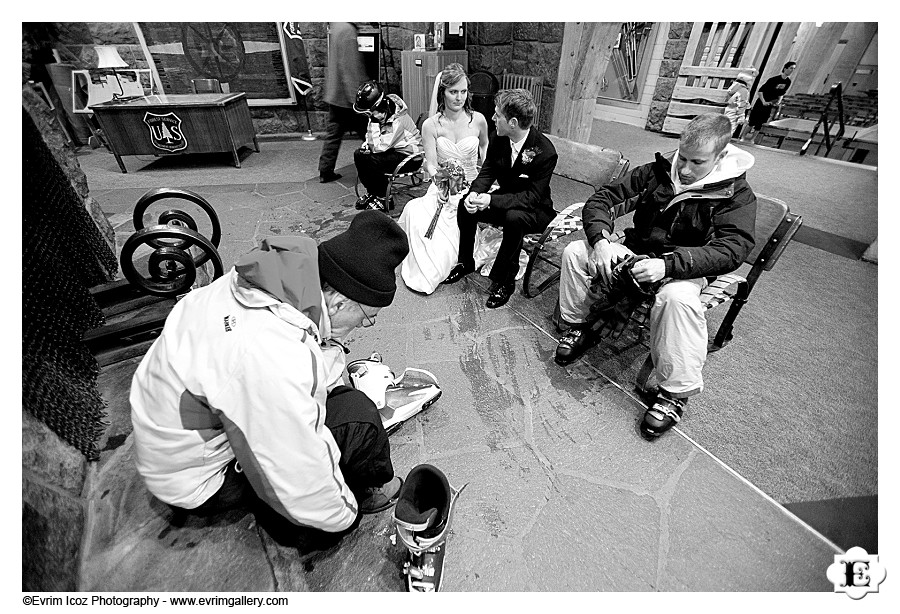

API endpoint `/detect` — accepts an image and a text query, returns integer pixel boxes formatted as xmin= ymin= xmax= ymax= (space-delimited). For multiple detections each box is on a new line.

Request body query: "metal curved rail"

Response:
xmin=120 ymin=225 xmax=224 ymax=297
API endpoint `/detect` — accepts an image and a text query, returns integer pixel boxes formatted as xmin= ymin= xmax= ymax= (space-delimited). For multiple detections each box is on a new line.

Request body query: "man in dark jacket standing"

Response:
xmin=554 ymin=113 xmax=757 ymax=439
xmin=317 ymin=22 xmax=368 ymax=183
xmin=442 ymin=89 xmax=558 ymax=309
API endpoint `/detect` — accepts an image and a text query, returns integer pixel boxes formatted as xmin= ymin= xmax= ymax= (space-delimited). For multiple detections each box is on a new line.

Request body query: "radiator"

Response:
xmin=500 ymin=73 xmax=544 ymax=127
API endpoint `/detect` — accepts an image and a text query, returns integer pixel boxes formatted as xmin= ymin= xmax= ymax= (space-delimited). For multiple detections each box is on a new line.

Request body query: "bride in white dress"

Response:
xmin=398 ymin=64 xmax=489 ymax=294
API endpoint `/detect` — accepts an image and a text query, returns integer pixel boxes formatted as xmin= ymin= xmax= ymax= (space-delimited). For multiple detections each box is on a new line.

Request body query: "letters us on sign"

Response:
xmin=143 ymin=111 xmax=188 ymax=152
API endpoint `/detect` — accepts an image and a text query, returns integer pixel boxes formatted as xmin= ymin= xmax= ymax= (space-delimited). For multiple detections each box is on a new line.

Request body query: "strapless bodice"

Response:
xmin=436 ymin=135 xmax=479 ymax=182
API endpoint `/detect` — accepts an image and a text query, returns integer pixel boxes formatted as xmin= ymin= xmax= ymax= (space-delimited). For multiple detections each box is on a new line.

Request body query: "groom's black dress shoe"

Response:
xmin=442 ymin=263 xmax=474 ymax=284
xmin=485 ymin=281 xmax=515 ymax=309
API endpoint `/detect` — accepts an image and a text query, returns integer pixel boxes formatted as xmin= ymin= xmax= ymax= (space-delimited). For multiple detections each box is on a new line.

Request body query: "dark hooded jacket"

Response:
xmin=582 ymin=145 xmax=757 ymax=279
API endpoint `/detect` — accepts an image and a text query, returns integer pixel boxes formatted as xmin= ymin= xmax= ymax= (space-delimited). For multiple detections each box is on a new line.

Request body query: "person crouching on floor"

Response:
xmin=130 ymin=211 xmax=410 ymax=542
xmin=553 ymin=113 xmax=757 ymax=440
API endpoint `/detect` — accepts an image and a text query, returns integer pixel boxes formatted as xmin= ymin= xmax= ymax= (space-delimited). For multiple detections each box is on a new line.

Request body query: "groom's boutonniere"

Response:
xmin=520 ymin=147 xmax=539 ymax=165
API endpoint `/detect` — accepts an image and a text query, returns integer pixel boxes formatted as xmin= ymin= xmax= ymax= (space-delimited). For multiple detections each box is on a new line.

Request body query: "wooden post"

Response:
xmin=744 ymin=22 xmax=779 ymax=72
xmin=550 ymin=22 xmax=621 ymax=142
xmin=763 ymin=22 xmax=801 ymax=79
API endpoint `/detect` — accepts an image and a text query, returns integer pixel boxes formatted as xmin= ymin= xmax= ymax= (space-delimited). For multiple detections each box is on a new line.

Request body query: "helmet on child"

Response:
xmin=354 ymin=81 xmax=385 ymax=114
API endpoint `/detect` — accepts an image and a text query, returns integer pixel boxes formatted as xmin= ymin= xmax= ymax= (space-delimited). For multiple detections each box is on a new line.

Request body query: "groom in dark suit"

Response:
xmin=442 ymin=89 xmax=558 ymax=308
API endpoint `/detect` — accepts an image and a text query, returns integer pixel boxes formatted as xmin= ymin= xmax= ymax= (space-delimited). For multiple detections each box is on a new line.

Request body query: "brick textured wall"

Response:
xmin=645 ymin=22 xmax=693 ymax=132
xmin=467 ymin=23 xmax=564 ymax=133
xmin=25 ymin=22 xmax=567 ymax=135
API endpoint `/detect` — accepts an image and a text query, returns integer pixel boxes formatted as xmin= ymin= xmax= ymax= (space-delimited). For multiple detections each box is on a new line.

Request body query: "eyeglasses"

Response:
xmin=355 ymin=301 xmax=377 ymax=327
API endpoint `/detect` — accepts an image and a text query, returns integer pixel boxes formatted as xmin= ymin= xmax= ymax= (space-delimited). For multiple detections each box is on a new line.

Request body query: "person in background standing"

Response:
xmin=741 ymin=61 xmax=796 ymax=143
xmin=723 ymin=72 xmax=753 ymax=138
xmin=318 ymin=22 xmax=368 ymax=183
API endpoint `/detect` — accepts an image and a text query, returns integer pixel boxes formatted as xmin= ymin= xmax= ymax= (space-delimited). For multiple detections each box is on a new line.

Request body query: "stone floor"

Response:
xmin=83 ymin=273 xmax=838 ymax=592
xmin=75 ymin=136 xmax=849 ymax=592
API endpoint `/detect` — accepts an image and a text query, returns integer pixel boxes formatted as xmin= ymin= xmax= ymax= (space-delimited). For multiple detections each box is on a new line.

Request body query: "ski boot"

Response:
xmin=355 ymin=193 xmax=376 ymax=210
xmin=346 ymin=353 xmax=442 ymax=434
xmin=392 ymin=464 xmax=464 ymax=592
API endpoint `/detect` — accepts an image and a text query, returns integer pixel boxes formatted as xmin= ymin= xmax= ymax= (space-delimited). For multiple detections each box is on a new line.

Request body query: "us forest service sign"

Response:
xmin=143 ymin=111 xmax=188 ymax=152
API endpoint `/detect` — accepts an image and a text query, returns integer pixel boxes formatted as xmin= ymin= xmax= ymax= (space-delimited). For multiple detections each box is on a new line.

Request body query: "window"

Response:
xmin=598 ymin=23 xmax=655 ymax=103
xmin=138 ymin=22 xmax=296 ymax=105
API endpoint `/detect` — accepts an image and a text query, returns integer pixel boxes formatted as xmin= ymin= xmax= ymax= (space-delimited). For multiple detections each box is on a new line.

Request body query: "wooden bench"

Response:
xmin=778 ymin=93 xmax=878 ymax=128
xmin=607 ymin=194 xmax=802 ymax=358
xmin=606 ymin=194 xmax=803 ymax=391
xmin=520 ymin=134 xmax=629 ymax=298
xmin=661 ymin=66 xmax=756 ymax=134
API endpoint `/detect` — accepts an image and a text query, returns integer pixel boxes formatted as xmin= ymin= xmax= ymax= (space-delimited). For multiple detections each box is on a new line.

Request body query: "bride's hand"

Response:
xmin=437 ymin=182 xmax=451 ymax=202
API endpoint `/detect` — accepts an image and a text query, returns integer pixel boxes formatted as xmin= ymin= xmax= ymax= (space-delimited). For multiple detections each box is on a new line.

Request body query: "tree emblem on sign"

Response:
xmin=143 ymin=111 xmax=188 ymax=152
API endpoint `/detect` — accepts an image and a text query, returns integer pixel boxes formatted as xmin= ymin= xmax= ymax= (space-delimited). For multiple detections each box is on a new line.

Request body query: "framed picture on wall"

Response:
xmin=135 ymin=22 xmax=297 ymax=105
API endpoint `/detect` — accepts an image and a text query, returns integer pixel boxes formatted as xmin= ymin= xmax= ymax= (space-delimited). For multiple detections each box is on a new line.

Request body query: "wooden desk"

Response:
xmin=90 ymin=93 xmax=259 ymax=173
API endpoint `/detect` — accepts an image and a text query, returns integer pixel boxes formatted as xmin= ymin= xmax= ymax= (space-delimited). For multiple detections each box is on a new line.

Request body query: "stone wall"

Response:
xmin=381 ymin=22 xmax=430 ymax=94
xmin=24 ymin=22 xmax=567 ymax=135
xmin=22 ymin=83 xmax=116 ymax=591
xmin=645 ymin=22 xmax=693 ymax=132
xmin=466 ymin=23 xmax=564 ymax=133
xmin=23 ymin=411 xmax=88 ymax=591
xmin=284 ymin=22 xmax=426 ymax=133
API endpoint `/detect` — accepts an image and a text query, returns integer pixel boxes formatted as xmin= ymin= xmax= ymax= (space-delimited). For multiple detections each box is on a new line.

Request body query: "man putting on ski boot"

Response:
xmin=347 ymin=352 xmax=442 ymax=434
xmin=392 ymin=464 xmax=464 ymax=592
xmin=130 ymin=211 xmax=412 ymax=546
xmin=553 ymin=113 xmax=757 ymax=440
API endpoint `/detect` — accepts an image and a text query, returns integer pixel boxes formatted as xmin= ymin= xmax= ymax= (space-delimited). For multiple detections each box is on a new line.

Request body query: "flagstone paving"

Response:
xmin=79 ymin=139 xmax=842 ymax=592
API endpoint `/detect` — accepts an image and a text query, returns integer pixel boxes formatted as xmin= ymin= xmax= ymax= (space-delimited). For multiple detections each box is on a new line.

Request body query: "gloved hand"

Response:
xmin=612 ymin=254 xmax=663 ymax=300
xmin=585 ymin=253 xmax=662 ymax=339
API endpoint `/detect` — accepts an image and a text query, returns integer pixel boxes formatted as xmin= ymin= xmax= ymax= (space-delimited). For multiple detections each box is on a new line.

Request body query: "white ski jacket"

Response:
xmin=130 ymin=237 xmax=358 ymax=532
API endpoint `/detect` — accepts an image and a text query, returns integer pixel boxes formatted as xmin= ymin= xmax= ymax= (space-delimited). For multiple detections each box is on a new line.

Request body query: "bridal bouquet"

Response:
xmin=425 ymin=159 xmax=470 ymax=239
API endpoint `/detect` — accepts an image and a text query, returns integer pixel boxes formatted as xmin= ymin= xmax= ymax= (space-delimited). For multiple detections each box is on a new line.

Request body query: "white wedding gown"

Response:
xmin=399 ymin=135 xmax=480 ymax=294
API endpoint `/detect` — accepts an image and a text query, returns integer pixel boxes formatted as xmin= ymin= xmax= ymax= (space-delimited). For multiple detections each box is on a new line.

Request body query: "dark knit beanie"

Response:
xmin=318 ymin=210 xmax=409 ymax=307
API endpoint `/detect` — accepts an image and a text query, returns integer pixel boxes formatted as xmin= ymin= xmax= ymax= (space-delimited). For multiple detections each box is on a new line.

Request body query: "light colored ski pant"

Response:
xmin=558 ymin=240 xmax=707 ymax=397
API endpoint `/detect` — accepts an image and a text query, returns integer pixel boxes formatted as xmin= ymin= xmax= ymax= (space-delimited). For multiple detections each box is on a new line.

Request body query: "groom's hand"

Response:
xmin=465 ymin=193 xmax=490 ymax=213
xmin=463 ymin=192 xmax=481 ymax=214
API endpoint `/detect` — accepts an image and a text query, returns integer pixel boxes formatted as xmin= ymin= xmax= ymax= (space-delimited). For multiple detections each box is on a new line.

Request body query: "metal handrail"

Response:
xmin=799 ymin=82 xmax=846 ymax=156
